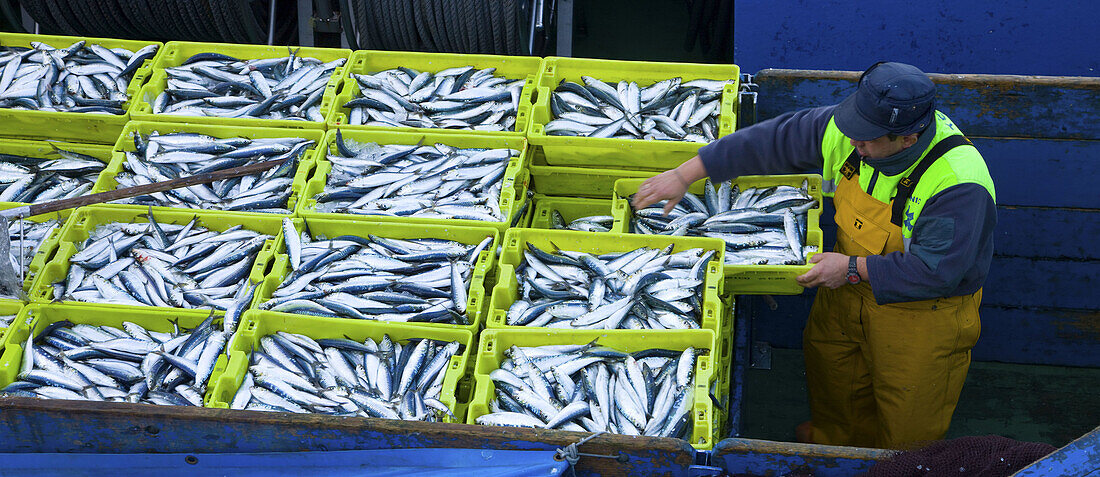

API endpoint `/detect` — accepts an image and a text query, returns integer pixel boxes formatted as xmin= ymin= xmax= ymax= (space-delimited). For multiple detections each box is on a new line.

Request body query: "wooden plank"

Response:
xmin=0 ymin=398 xmax=696 ymax=476
xmin=755 ymin=70 xmax=1100 ymax=140
xmin=1014 ymin=425 xmax=1100 ymax=476
xmin=714 ymin=437 xmax=894 ymax=477
xmin=744 ymin=294 xmax=1100 ymax=368
xmin=995 ymin=207 xmax=1100 ymax=260
xmin=983 ymin=257 xmax=1097 ymax=309
xmin=973 ymin=138 xmax=1100 ymax=208
xmin=733 ymin=0 xmax=1100 ymax=78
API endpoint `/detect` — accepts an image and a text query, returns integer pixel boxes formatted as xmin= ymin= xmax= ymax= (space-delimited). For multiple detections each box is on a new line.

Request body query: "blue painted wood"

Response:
xmin=729 ymin=298 xmax=751 ymax=437
xmin=974 ymin=138 xmax=1100 ymax=208
xmin=746 ymin=293 xmax=1100 ymax=368
xmin=0 ymin=398 xmax=697 ymax=476
xmin=753 ymin=71 xmax=1100 ymax=140
xmin=1013 ymin=425 xmax=1100 ymax=476
xmin=734 ymin=1 xmax=1100 ymax=77
xmin=713 ymin=438 xmax=894 ymax=477
xmin=995 ymin=207 xmax=1100 ymax=260
xmin=983 ymin=258 xmax=1097 ymax=310
xmin=0 ymin=449 xmax=569 ymax=476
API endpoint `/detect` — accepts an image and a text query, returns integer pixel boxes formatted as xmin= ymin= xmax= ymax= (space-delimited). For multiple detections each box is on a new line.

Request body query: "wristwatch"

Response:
xmin=846 ymin=256 xmax=861 ymax=285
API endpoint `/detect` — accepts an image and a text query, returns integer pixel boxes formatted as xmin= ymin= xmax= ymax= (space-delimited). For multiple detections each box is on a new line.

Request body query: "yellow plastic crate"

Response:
xmin=327 ymin=50 xmax=542 ymax=136
xmin=207 ymin=310 xmax=473 ymax=423
xmin=296 ymin=129 xmax=530 ymax=232
xmin=486 ymin=228 xmax=726 ymax=334
xmin=527 ymin=164 xmax=654 ymax=198
xmin=612 ymin=174 xmax=825 ymax=295
xmin=468 ymin=328 xmax=720 ymax=450
xmin=132 ymin=41 xmax=351 ymax=130
xmin=252 ymin=217 xmax=499 ymax=333
xmin=529 ymin=195 xmax=613 ymax=230
xmin=92 ymin=121 xmax=324 ymax=218
xmin=0 ymin=32 xmax=163 ymax=144
xmin=528 ymin=56 xmax=738 ymax=170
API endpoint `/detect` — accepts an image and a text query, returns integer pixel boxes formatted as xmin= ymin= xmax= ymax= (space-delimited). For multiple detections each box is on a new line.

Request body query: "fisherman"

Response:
xmin=631 ymin=62 xmax=996 ymax=449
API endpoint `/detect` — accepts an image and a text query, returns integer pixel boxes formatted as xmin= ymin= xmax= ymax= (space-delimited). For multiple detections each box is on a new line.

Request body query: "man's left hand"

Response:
xmin=796 ymin=252 xmax=850 ymax=289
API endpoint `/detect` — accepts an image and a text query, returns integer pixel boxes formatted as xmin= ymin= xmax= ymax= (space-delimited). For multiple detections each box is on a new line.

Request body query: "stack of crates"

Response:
xmin=0 ymin=32 xmax=819 ymax=451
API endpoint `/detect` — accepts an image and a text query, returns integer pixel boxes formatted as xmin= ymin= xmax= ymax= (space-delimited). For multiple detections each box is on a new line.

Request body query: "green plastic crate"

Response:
xmin=297 ymin=129 xmax=530 ymax=232
xmin=132 ymin=41 xmax=351 ymax=130
xmin=529 ymin=195 xmax=613 ymax=230
xmin=486 ymin=228 xmax=726 ymax=334
xmin=91 ymin=121 xmax=324 ymax=218
xmin=29 ymin=205 xmax=283 ymax=309
xmin=252 ymin=217 xmax=499 ymax=333
xmin=0 ymin=303 xmax=228 ymax=403
xmin=467 ymin=328 xmax=720 ymax=450
xmin=0 ymin=33 xmax=163 ymax=144
xmin=527 ymin=56 xmax=738 ymax=170
xmin=528 ymin=164 xmax=654 ymax=198
xmin=207 ymin=310 xmax=473 ymax=422
xmin=612 ymin=174 xmax=825 ymax=295
xmin=326 ymin=50 xmax=542 ymax=136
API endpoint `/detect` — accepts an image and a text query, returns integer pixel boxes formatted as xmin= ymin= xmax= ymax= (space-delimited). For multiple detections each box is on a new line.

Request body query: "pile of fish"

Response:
xmin=0 ymin=313 xmax=15 ymax=328
xmin=51 ymin=215 xmax=265 ymax=325
xmin=312 ymin=131 xmax=517 ymax=222
xmin=229 ymin=331 xmax=462 ymax=421
xmin=549 ymin=211 xmax=613 ymax=232
xmin=2 ymin=218 xmax=63 ymax=299
xmin=1 ymin=313 xmax=226 ymax=406
xmin=476 ymin=342 xmax=701 ymax=439
xmin=151 ymin=50 xmax=345 ymax=122
xmin=544 ymin=76 xmax=733 ymax=142
xmin=259 ymin=221 xmax=492 ymax=327
xmin=629 ymin=180 xmax=818 ymax=265
xmin=341 ymin=66 xmax=524 ymax=131
xmin=0 ymin=147 xmax=106 ymax=203
xmin=505 ymin=242 xmax=713 ymax=330
xmin=111 ymin=131 xmax=313 ymax=213
xmin=0 ymin=40 xmax=157 ymax=114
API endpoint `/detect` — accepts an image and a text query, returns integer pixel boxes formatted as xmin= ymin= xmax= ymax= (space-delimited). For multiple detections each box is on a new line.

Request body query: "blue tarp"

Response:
xmin=0 ymin=448 xmax=570 ymax=476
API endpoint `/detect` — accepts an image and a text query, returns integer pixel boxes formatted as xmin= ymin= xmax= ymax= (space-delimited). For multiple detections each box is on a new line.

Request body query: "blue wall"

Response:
xmin=734 ymin=0 xmax=1100 ymax=77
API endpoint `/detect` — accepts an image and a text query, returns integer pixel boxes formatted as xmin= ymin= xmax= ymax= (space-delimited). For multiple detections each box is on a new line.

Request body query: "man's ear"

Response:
xmin=901 ymin=133 xmax=920 ymax=148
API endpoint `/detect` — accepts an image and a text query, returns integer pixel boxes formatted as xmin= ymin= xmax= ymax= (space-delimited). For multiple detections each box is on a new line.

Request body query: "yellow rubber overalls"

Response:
xmin=804 ymin=137 xmax=983 ymax=449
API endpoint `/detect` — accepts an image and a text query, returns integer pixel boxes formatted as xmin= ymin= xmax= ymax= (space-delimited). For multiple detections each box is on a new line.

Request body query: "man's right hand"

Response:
xmin=631 ymin=169 xmax=691 ymax=216
xmin=630 ymin=155 xmax=709 ymax=216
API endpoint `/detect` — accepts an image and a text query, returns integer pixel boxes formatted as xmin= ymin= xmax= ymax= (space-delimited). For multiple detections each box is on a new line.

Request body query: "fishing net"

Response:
xmin=862 ymin=435 xmax=1056 ymax=477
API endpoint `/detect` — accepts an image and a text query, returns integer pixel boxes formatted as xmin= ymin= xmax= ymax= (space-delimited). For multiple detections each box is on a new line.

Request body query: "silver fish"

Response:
xmin=630 ymin=180 xmax=819 ymax=265
xmin=108 ymin=131 xmax=312 ymax=213
xmin=258 ymin=225 xmax=494 ymax=327
xmin=1 ymin=312 xmax=224 ymax=405
xmin=343 ymin=67 xmax=524 ymax=131
xmin=0 ymin=146 xmax=106 ymax=203
xmin=476 ymin=342 xmax=701 ymax=439
xmin=549 ymin=211 xmax=614 ymax=232
xmin=545 ymin=76 xmax=733 ymax=142
xmin=505 ymin=242 xmax=714 ymax=330
xmin=231 ymin=330 xmax=461 ymax=422
xmin=0 ymin=41 xmax=157 ymax=114
xmin=51 ymin=216 xmax=271 ymax=311
xmin=3 ymin=218 xmax=62 ymax=299
xmin=311 ymin=131 xmax=518 ymax=223
xmin=151 ymin=51 xmax=345 ymax=122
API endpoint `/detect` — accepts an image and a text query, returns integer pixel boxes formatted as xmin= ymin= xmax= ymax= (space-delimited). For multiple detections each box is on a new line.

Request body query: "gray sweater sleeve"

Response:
xmin=866 ymin=183 xmax=998 ymax=304
xmin=697 ymin=105 xmax=837 ymax=181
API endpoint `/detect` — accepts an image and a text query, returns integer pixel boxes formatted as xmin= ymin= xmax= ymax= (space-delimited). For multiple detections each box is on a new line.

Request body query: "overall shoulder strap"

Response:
xmin=890 ymin=135 xmax=973 ymax=226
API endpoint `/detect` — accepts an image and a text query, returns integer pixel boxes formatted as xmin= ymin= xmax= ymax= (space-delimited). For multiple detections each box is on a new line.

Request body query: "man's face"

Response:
xmin=850 ymin=135 xmax=914 ymax=159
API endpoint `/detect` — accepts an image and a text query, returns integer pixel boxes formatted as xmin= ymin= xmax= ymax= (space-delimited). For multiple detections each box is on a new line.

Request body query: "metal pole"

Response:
xmin=556 ymin=0 xmax=572 ymax=57
xmin=298 ymin=0 xmax=314 ymax=47
xmin=268 ymin=0 xmax=278 ymax=45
